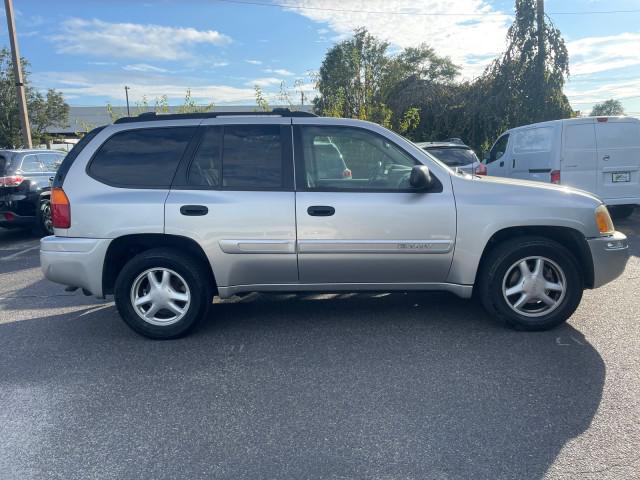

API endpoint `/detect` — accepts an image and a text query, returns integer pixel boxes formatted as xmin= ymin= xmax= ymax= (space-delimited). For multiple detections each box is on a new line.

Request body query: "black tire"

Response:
xmin=478 ymin=236 xmax=583 ymax=331
xmin=114 ymin=248 xmax=213 ymax=339
xmin=33 ymin=197 xmax=54 ymax=237
xmin=609 ymin=205 xmax=635 ymax=220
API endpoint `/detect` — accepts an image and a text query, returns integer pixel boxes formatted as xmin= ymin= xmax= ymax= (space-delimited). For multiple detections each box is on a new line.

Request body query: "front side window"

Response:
xmin=425 ymin=147 xmax=478 ymax=167
xmin=299 ymin=126 xmax=417 ymax=190
xmin=488 ymin=134 xmax=509 ymax=163
xmin=20 ymin=154 xmax=43 ymax=173
xmin=88 ymin=127 xmax=195 ymax=187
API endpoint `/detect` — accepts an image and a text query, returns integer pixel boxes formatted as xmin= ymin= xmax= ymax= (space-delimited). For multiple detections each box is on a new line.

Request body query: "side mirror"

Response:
xmin=409 ymin=165 xmax=433 ymax=190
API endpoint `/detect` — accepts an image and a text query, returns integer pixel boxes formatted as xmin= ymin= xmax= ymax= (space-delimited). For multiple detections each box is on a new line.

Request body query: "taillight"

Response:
xmin=51 ymin=187 xmax=71 ymax=229
xmin=0 ymin=175 xmax=24 ymax=186
xmin=343 ymin=168 xmax=352 ymax=178
xmin=475 ymin=163 xmax=487 ymax=175
xmin=550 ymin=170 xmax=561 ymax=184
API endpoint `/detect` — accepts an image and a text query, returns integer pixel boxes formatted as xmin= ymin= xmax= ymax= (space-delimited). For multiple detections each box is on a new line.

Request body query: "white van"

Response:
xmin=485 ymin=116 xmax=640 ymax=218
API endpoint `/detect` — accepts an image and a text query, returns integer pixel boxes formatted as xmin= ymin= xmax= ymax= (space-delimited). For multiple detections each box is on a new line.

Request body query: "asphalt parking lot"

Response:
xmin=1 ymin=214 xmax=639 ymax=480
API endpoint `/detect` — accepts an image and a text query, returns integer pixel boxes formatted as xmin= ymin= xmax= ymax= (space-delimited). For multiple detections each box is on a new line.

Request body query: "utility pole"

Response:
xmin=124 ymin=86 xmax=131 ymax=116
xmin=536 ymin=0 xmax=546 ymax=119
xmin=4 ymin=0 xmax=32 ymax=148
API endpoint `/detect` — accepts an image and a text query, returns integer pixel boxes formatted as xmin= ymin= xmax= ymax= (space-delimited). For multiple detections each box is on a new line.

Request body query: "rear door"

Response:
xmin=595 ymin=119 xmax=640 ymax=203
xmin=165 ymin=118 xmax=298 ymax=289
xmin=560 ymin=119 xmax=597 ymax=193
xmin=293 ymin=121 xmax=456 ymax=285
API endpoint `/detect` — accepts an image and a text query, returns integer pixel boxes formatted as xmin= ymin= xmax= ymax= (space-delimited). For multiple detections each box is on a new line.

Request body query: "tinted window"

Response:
xmin=222 ymin=125 xmax=282 ymax=188
xmin=595 ymin=122 xmax=640 ymax=149
xmin=513 ymin=127 xmax=553 ymax=153
xmin=564 ymin=124 xmax=595 ymax=149
xmin=425 ymin=147 xmax=477 ymax=167
xmin=20 ymin=154 xmax=43 ymax=173
xmin=188 ymin=127 xmax=222 ymax=187
xmin=300 ymin=126 xmax=417 ymax=190
xmin=38 ymin=153 xmax=64 ymax=172
xmin=488 ymin=134 xmax=509 ymax=163
xmin=0 ymin=154 xmax=8 ymax=175
xmin=89 ymin=127 xmax=195 ymax=187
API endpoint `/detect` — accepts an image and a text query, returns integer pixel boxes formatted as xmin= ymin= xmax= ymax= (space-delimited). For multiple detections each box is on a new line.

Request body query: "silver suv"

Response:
xmin=40 ymin=109 xmax=629 ymax=339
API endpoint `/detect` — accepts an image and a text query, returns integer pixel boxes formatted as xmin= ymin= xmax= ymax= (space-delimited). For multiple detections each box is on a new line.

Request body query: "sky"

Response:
xmin=1 ymin=0 xmax=640 ymax=115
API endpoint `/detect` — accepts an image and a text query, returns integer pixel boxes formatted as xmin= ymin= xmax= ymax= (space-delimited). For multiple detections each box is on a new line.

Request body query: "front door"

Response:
xmin=486 ymin=133 xmax=510 ymax=178
xmin=293 ymin=123 xmax=456 ymax=285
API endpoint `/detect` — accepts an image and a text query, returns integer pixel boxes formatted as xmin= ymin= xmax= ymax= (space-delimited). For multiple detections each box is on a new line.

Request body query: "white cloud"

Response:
xmin=565 ymin=78 xmax=640 ymax=107
xmin=246 ymin=77 xmax=283 ymax=87
xmin=245 ymin=59 xmax=263 ymax=65
xmin=568 ymin=33 xmax=640 ymax=76
xmin=282 ymin=0 xmax=511 ymax=78
xmin=123 ymin=63 xmax=168 ymax=73
xmin=50 ymin=18 xmax=231 ymax=60
xmin=264 ymin=68 xmax=294 ymax=76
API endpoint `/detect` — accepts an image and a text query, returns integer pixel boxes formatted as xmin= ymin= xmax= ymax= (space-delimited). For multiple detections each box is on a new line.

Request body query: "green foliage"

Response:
xmin=254 ymin=85 xmax=270 ymax=112
xmin=590 ymin=99 xmax=624 ymax=116
xmin=0 ymin=47 xmax=69 ymax=148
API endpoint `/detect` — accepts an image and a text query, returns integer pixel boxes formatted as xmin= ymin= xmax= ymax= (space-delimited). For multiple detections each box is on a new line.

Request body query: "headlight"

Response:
xmin=595 ymin=205 xmax=615 ymax=235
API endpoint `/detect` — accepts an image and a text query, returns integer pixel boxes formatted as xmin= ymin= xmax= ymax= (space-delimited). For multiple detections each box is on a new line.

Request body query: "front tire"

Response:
xmin=479 ymin=237 xmax=583 ymax=331
xmin=114 ymin=248 xmax=213 ymax=339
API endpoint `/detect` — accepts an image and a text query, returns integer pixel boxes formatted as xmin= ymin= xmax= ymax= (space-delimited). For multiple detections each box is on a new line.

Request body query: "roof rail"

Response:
xmin=113 ymin=107 xmax=317 ymax=124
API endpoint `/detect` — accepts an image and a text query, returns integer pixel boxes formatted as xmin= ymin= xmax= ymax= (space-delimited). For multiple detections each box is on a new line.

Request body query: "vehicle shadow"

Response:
xmin=0 ymin=292 xmax=604 ymax=479
xmin=615 ymin=209 xmax=640 ymax=257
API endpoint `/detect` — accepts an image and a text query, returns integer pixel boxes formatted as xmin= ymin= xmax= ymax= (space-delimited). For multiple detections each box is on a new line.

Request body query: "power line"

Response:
xmin=214 ymin=0 xmax=640 ymax=17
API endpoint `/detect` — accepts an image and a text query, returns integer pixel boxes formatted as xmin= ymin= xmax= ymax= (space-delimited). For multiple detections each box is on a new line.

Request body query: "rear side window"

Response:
xmin=223 ymin=125 xmax=282 ymax=188
xmin=188 ymin=125 xmax=284 ymax=189
xmin=39 ymin=153 xmax=64 ymax=171
xmin=513 ymin=127 xmax=553 ymax=153
xmin=0 ymin=154 xmax=8 ymax=175
xmin=20 ymin=154 xmax=43 ymax=173
xmin=89 ymin=127 xmax=195 ymax=187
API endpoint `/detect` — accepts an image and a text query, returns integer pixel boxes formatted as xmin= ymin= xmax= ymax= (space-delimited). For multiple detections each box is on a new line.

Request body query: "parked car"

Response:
xmin=415 ymin=141 xmax=485 ymax=175
xmin=485 ymin=116 xmax=640 ymax=218
xmin=41 ymin=110 xmax=628 ymax=339
xmin=0 ymin=149 xmax=65 ymax=235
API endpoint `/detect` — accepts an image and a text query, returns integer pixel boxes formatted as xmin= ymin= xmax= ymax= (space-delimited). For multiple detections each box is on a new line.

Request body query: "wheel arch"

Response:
xmin=474 ymin=226 xmax=594 ymax=290
xmin=102 ymin=234 xmax=217 ymax=296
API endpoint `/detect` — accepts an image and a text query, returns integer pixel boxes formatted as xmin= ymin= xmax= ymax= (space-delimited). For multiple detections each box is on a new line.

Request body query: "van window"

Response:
xmin=488 ymin=134 xmax=509 ymax=163
xmin=222 ymin=125 xmax=283 ymax=189
xmin=564 ymin=124 xmax=595 ymax=149
xmin=88 ymin=127 xmax=195 ymax=187
xmin=513 ymin=127 xmax=553 ymax=153
xmin=595 ymin=122 xmax=640 ymax=149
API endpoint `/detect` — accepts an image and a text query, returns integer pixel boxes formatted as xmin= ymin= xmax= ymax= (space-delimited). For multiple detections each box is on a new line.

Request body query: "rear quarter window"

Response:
xmin=425 ymin=147 xmax=477 ymax=167
xmin=88 ymin=127 xmax=196 ymax=187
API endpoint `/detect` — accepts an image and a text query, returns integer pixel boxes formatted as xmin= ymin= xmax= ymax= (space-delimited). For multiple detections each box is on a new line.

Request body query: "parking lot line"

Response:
xmin=0 ymin=245 xmax=40 ymax=261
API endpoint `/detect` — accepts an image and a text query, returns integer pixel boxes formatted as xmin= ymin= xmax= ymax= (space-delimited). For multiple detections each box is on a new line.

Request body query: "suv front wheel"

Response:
xmin=479 ymin=237 xmax=583 ymax=331
xmin=114 ymin=248 xmax=213 ymax=339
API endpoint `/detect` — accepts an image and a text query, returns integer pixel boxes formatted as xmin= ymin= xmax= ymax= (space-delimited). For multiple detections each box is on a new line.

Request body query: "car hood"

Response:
xmin=465 ymin=174 xmax=602 ymax=204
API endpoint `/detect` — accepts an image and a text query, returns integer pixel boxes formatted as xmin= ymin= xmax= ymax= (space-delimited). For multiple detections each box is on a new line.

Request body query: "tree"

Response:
xmin=590 ymin=99 xmax=624 ymax=116
xmin=481 ymin=0 xmax=572 ymax=132
xmin=0 ymin=47 xmax=69 ymax=148
xmin=313 ymin=28 xmax=457 ymax=127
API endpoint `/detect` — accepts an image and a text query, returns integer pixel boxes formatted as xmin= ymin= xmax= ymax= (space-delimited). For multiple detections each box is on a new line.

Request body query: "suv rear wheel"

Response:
xmin=478 ymin=237 xmax=583 ymax=331
xmin=114 ymin=248 xmax=213 ymax=339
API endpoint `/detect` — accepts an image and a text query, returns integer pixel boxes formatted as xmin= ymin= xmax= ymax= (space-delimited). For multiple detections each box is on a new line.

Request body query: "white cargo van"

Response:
xmin=485 ymin=116 xmax=640 ymax=218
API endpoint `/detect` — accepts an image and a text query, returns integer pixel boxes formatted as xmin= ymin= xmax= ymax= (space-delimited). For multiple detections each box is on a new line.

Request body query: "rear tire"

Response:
xmin=114 ymin=248 xmax=213 ymax=339
xmin=33 ymin=197 xmax=54 ymax=237
xmin=478 ymin=236 xmax=583 ymax=331
xmin=609 ymin=205 xmax=635 ymax=220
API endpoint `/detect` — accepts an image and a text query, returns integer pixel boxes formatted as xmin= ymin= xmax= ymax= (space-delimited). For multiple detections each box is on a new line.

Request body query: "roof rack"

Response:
xmin=113 ymin=107 xmax=317 ymax=124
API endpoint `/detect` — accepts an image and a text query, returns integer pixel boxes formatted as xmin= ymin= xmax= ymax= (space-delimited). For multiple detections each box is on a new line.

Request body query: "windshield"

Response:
xmin=424 ymin=147 xmax=478 ymax=167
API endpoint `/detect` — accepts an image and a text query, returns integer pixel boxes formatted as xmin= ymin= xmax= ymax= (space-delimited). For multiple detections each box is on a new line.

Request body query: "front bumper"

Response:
xmin=40 ymin=236 xmax=112 ymax=297
xmin=588 ymin=231 xmax=629 ymax=288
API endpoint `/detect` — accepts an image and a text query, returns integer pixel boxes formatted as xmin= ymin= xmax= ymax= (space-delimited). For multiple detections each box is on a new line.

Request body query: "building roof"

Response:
xmin=47 ymin=105 xmax=313 ymax=135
